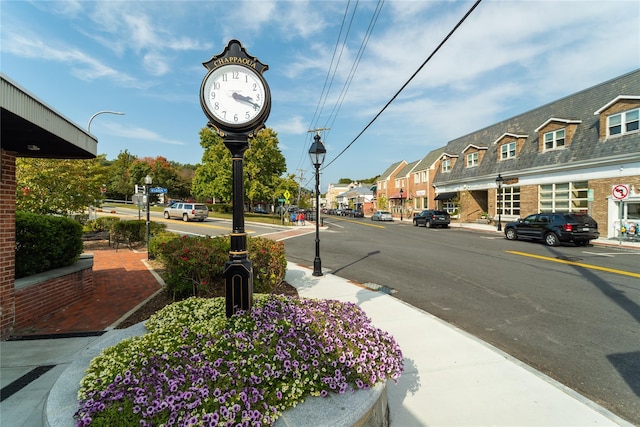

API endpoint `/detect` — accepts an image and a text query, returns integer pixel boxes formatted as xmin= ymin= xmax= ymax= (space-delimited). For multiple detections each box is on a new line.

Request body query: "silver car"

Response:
xmin=371 ymin=211 xmax=393 ymax=221
xmin=163 ymin=202 xmax=208 ymax=222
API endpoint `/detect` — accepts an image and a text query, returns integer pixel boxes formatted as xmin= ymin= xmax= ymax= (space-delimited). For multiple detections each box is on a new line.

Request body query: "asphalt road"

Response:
xmin=282 ymin=216 xmax=640 ymax=425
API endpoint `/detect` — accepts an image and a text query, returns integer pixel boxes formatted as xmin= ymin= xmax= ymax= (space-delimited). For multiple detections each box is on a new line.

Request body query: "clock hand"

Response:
xmin=232 ymin=92 xmax=260 ymax=110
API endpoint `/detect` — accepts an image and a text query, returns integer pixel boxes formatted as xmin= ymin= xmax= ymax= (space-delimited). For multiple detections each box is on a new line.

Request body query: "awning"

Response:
xmin=434 ymin=192 xmax=457 ymax=201
xmin=389 ymin=193 xmax=406 ymax=199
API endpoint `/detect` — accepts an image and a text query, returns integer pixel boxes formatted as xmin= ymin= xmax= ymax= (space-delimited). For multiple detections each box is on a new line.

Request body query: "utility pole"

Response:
xmin=296 ymin=168 xmax=305 ymax=206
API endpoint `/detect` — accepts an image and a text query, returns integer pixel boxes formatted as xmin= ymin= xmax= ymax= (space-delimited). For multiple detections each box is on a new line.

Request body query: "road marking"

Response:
xmin=506 ymin=251 xmax=640 ymax=278
xmin=328 ymin=217 xmax=387 ymax=228
xmin=582 ymin=251 xmax=638 ymax=257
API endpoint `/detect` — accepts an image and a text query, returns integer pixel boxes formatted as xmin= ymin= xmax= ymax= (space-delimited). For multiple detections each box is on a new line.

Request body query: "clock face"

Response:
xmin=201 ymin=64 xmax=268 ymax=128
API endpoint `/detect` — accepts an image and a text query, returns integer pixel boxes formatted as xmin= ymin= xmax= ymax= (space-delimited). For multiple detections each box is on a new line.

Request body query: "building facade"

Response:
xmin=376 ymin=70 xmax=640 ymax=237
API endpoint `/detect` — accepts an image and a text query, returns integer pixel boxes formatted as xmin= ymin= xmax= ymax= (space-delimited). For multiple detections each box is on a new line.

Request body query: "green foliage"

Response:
xmin=83 ymin=216 xmax=120 ymax=232
xmin=192 ymin=127 xmax=288 ymax=204
xmin=16 ymin=156 xmax=108 ymax=215
xmin=148 ymin=231 xmax=181 ymax=259
xmin=247 ymin=238 xmax=287 ymax=293
xmin=151 ymin=234 xmax=287 ymax=298
xmin=110 ymin=220 xmax=166 ymax=247
xmin=15 ymin=211 xmax=83 ymax=278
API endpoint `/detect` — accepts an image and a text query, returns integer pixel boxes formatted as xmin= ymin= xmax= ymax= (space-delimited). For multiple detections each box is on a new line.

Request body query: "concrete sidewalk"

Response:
xmin=286 ymin=262 xmax=635 ymax=426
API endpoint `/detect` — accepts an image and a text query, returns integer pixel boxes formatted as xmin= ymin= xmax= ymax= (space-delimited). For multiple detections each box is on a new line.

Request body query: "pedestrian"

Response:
xmin=300 ymin=211 xmax=306 ymax=225
xmin=290 ymin=211 xmax=297 ymax=225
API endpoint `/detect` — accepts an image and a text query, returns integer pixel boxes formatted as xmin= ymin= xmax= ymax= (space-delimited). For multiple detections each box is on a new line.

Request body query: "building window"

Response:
xmin=466 ymin=152 xmax=478 ymax=167
xmin=544 ymin=129 xmax=565 ymax=150
xmin=422 ymin=171 xmax=428 ymax=182
xmin=442 ymin=200 xmax=456 ymax=214
xmin=608 ymin=108 xmax=640 ymax=136
xmin=442 ymin=159 xmax=451 ymax=172
xmin=414 ymin=173 xmax=420 ymax=184
xmin=500 ymin=142 xmax=516 ymax=160
xmin=497 ymin=186 xmax=520 ymax=216
xmin=539 ymin=181 xmax=588 ymax=212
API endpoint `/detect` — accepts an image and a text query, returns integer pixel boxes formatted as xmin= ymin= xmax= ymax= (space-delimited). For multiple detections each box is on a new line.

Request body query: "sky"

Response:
xmin=2 ymin=0 xmax=639 ymax=192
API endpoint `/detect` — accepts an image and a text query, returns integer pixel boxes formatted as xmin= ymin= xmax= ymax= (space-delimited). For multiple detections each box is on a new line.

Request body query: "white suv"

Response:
xmin=163 ymin=203 xmax=208 ymax=222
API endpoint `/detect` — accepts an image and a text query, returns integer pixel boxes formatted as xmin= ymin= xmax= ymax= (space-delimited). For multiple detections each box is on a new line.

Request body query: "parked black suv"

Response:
xmin=504 ymin=212 xmax=599 ymax=246
xmin=412 ymin=210 xmax=451 ymax=228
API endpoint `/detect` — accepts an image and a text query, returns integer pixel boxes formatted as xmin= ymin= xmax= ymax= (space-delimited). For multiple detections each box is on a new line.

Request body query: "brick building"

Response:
xmin=377 ymin=69 xmax=640 ymax=236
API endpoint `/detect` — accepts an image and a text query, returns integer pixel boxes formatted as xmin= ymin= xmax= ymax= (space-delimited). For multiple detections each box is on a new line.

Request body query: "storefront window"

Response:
xmin=539 ymin=181 xmax=588 ymax=212
xmin=498 ymin=187 xmax=520 ymax=216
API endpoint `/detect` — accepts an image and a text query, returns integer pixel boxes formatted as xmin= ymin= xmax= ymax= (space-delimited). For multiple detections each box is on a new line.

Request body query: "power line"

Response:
xmin=321 ymin=0 xmax=483 ymax=171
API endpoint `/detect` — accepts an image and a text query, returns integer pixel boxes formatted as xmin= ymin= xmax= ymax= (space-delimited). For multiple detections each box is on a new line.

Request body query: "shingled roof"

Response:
xmin=433 ymin=69 xmax=640 ymax=185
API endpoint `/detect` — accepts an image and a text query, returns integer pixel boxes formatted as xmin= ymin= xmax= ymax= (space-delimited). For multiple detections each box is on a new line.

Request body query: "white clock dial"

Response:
xmin=202 ymin=64 xmax=267 ymax=126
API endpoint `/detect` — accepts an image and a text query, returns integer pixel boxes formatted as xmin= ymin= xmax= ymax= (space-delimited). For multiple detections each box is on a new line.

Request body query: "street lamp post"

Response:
xmin=309 ymin=133 xmax=326 ymax=277
xmin=399 ymin=188 xmax=404 ymax=221
xmin=87 ymin=111 xmax=125 ymax=133
xmin=496 ymin=174 xmax=504 ymax=231
xmin=145 ymin=175 xmax=153 ymax=260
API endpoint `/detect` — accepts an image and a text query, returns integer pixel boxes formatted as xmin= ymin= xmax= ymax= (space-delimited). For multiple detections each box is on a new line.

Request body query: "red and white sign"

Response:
xmin=611 ymin=184 xmax=629 ymax=200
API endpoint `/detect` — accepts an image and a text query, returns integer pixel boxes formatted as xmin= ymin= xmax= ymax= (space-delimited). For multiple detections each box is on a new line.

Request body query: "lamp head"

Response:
xmin=144 ymin=175 xmax=153 ymax=185
xmin=308 ymin=134 xmax=326 ymax=167
xmin=495 ymin=174 xmax=504 ymax=188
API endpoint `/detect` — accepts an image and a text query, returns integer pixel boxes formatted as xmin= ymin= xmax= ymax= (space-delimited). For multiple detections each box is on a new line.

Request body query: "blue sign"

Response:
xmin=149 ymin=187 xmax=167 ymax=194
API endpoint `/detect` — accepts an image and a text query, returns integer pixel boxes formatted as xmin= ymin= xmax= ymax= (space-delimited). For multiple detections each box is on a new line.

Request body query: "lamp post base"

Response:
xmin=312 ymin=258 xmax=322 ymax=276
xmin=224 ymin=258 xmax=253 ymax=317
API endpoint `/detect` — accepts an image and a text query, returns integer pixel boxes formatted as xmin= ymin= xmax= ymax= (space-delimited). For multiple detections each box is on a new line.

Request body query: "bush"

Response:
xmin=148 ymin=230 xmax=181 ymax=259
xmin=83 ymin=216 xmax=120 ymax=233
xmin=207 ymin=203 xmax=232 ymax=214
xmin=15 ymin=211 xmax=83 ymax=278
xmin=110 ymin=220 xmax=166 ymax=248
xmin=152 ymin=235 xmax=286 ymax=298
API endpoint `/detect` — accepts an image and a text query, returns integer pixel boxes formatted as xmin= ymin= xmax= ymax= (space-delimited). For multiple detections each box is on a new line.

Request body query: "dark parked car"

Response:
xmin=253 ymin=206 xmax=268 ymax=214
xmin=413 ymin=210 xmax=451 ymax=228
xmin=350 ymin=210 xmax=364 ymax=218
xmin=504 ymin=212 xmax=600 ymax=246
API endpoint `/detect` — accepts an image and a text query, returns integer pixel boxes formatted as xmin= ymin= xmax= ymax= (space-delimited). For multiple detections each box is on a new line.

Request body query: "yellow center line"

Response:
xmin=506 ymin=251 xmax=640 ymax=278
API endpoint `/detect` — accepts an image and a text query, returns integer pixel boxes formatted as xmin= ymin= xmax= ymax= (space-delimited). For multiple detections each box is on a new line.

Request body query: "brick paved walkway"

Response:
xmin=11 ymin=248 xmax=162 ymax=337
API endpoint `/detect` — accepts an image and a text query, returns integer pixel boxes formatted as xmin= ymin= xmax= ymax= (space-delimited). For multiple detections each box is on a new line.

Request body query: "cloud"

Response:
xmin=103 ymin=123 xmax=185 ymax=146
xmin=270 ymin=115 xmax=308 ymax=135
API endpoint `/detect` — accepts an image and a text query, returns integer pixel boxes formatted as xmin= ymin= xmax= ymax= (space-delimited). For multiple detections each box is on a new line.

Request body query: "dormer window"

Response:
xmin=500 ymin=141 xmax=516 ymax=160
xmin=544 ymin=128 xmax=565 ymax=150
xmin=466 ymin=152 xmax=478 ymax=167
xmin=442 ymin=158 xmax=451 ymax=172
xmin=608 ymin=108 xmax=639 ymax=136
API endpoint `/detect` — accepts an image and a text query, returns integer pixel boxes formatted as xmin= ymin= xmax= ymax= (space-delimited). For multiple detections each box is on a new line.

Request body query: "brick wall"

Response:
xmin=1 ymin=149 xmax=17 ymax=339
xmin=13 ymin=267 xmax=94 ymax=331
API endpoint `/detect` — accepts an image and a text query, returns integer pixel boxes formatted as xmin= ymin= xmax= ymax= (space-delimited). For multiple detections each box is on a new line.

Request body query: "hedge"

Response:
xmin=15 ymin=211 xmax=83 ymax=278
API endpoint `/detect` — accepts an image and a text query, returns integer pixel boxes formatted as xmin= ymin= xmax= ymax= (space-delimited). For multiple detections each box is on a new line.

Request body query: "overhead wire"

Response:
xmin=323 ymin=0 xmax=384 ymax=134
xmin=321 ymin=0 xmax=483 ymax=171
xmin=295 ymin=0 xmax=354 ymax=173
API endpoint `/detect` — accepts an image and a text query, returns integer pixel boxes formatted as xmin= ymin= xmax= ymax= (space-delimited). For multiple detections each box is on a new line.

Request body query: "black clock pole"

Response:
xmin=223 ymin=132 xmax=253 ymax=317
xmin=200 ymin=39 xmax=271 ymax=318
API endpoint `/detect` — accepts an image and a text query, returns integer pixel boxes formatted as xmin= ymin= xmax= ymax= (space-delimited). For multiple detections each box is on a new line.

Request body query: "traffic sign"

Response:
xmin=612 ymin=184 xmax=629 ymax=200
xmin=283 ymin=190 xmax=291 ymax=199
xmin=277 ymin=198 xmax=285 ymax=203
xmin=150 ymin=187 xmax=167 ymax=194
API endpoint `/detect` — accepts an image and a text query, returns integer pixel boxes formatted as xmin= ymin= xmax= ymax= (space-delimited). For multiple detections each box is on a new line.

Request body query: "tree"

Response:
xmin=192 ymin=127 xmax=287 ymax=205
xmin=192 ymin=128 xmax=233 ymax=202
xmin=106 ymin=150 xmax=137 ymax=200
xmin=16 ymin=156 xmax=109 ymax=215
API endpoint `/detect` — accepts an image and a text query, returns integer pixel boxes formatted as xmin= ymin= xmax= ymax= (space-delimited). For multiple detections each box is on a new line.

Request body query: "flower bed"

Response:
xmin=75 ymin=295 xmax=403 ymax=426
